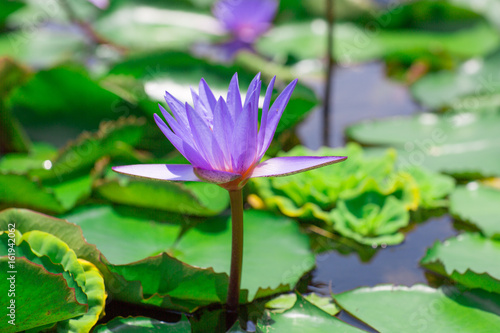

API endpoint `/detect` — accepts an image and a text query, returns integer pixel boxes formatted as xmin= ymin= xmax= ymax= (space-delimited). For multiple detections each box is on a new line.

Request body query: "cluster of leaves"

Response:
xmin=250 ymin=143 xmax=455 ymax=246
xmin=0 ymin=227 xmax=106 ymax=333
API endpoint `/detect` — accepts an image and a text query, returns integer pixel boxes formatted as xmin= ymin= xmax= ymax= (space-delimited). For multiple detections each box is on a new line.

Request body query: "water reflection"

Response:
xmin=311 ymin=215 xmax=458 ymax=295
xmin=298 ymin=62 xmax=419 ymax=148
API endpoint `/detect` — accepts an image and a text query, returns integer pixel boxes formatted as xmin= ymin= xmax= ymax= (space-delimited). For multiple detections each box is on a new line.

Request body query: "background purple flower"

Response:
xmin=213 ymin=0 xmax=279 ymax=43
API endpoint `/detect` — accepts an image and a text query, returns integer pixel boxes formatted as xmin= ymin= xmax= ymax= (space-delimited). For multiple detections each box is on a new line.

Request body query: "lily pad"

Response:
xmin=450 ymin=184 xmax=500 ymax=238
xmin=347 ymin=111 xmax=500 ymax=178
xmin=335 ymin=284 xmax=500 ymax=333
xmin=0 ymin=232 xmax=88 ymax=332
xmin=0 ymin=57 xmax=31 ymax=154
xmin=30 ymin=116 xmax=146 ymax=182
xmin=95 ymin=2 xmax=219 ymax=53
xmin=259 ymin=293 xmax=363 ymax=332
xmin=174 ymin=210 xmax=315 ymax=301
xmin=0 ymin=173 xmax=65 ymax=213
xmin=421 ymin=233 xmax=500 ymax=293
xmin=95 ymin=176 xmax=229 ymax=216
xmin=93 ymin=316 xmax=191 ymax=333
xmin=265 ymin=293 xmax=340 ymax=316
xmin=0 ymin=208 xmax=121 ymax=298
xmin=8 ymin=67 xmax=141 ymax=133
xmin=0 ymin=142 xmax=57 ymax=174
xmin=0 ymin=171 xmax=94 ymax=214
xmin=61 ymin=205 xmax=183 ymax=265
xmin=411 ymin=51 xmax=500 ymax=109
xmin=257 ymin=20 xmax=499 ymax=65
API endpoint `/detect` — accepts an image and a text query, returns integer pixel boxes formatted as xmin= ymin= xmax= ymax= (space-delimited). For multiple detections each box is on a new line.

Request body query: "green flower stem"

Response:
xmin=227 ymin=189 xmax=244 ymax=313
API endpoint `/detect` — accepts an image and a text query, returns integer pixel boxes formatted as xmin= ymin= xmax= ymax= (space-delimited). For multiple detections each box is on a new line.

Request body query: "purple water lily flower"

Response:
xmin=113 ymin=73 xmax=346 ymax=314
xmin=86 ymin=0 xmax=109 ymax=9
xmin=113 ymin=73 xmax=346 ymax=191
xmin=213 ymin=0 xmax=278 ymax=43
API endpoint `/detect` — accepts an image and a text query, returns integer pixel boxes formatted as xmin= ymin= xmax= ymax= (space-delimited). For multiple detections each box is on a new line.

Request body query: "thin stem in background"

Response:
xmin=323 ymin=0 xmax=335 ymax=146
xmin=227 ymin=189 xmax=244 ymax=314
xmin=59 ymin=0 xmax=127 ymax=54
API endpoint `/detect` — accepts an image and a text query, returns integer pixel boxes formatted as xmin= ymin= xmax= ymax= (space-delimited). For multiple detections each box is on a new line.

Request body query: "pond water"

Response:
xmin=298 ymin=62 xmax=419 ymax=148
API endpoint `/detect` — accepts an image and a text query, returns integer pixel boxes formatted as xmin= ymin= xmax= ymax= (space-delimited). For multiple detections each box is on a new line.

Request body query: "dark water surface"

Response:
xmin=311 ymin=215 xmax=458 ymax=296
xmin=298 ymin=62 xmax=419 ymax=148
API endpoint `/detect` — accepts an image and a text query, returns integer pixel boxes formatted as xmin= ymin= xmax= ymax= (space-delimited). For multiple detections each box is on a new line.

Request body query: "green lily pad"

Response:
xmin=0 ymin=257 xmax=88 ymax=333
xmin=0 ymin=231 xmax=88 ymax=332
xmin=451 ymin=0 xmax=500 ymax=30
xmin=266 ymin=293 xmax=340 ymax=316
xmin=347 ymin=111 xmax=500 ymax=178
xmin=259 ymin=293 xmax=363 ymax=332
xmin=257 ymin=20 xmax=499 ymax=65
xmin=30 ymin=116 xmax=146 ymax=182
xmin=61 ymin=205 xmax=183 ymax=265
xmin=0 ymin=173 xmax=65 ymax=213
xmin=0 ymin=0 xmax=23 ymax=27
xmin=174 ymin=210 xmax=315 ymax=301
xmin=411 ymin=52 xmax=500 ymax=109
xmin=0 ymin=142 xmax=57 ymax=174
xmin=0 ymin=208 xmax=121 ymax=299
xmin=95 ymin=2 xmax=218 ymax=53
xmin=93 ymin=316 xmax=191 ymax=333
xmin=0 ymin=28 xmax=88 ymax=69
xmin=8 ymin=67 xmax=141 ymax=133
xmin=95 ymin=176 xmax=229 ymax=216
xmin=450 ymin=184 xmax=500 ymax=238
xmin=0 ymin=57 xmax=31 ymax=154
xmin=0 ymin=171 xmax=94 ymax=214
xmin=421 ymin=233 xmax=500 ymax=293
xmin=59 ymin=206 xmax=181 ymax=265
xmin=336 ymin=284 xmax=500 ymax=333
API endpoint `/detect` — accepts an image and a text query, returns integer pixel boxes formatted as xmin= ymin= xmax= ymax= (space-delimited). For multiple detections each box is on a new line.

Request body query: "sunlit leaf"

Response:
xmin=336 ymin=285 xmax=500 ymax=332
xmin=450 ymin=185 xmax=500 ymax=238
xmin=0 ymin=232 xmax=88 ymax=332
xmin=421 ymin=233 xmax=500 ymax=293
xmin=259 ymin=293 xmax=363 ymax=332
xmin=347 ymin=111 xmax=500 ymax=178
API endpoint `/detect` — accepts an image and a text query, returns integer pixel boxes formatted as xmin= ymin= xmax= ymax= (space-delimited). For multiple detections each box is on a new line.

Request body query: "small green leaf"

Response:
xmin=421 ymin=233 xmax=500 ymax=293
xmin=450 ymin=184 xmax=500 ymax=238
xmin=266 ymin=293 xmax=340 ymax=316
xmin=0 ymin=232 xmax=88 ymax=332
xmin=259 ymin=293 xmax=363 ymax=332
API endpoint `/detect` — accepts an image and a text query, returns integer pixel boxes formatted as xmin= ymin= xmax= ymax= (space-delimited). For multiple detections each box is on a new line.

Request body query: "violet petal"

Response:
xmin=112 ymin=164 xmax=200 ymax=182
xmin=250 ymin=155 xmax=347 ymax=178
